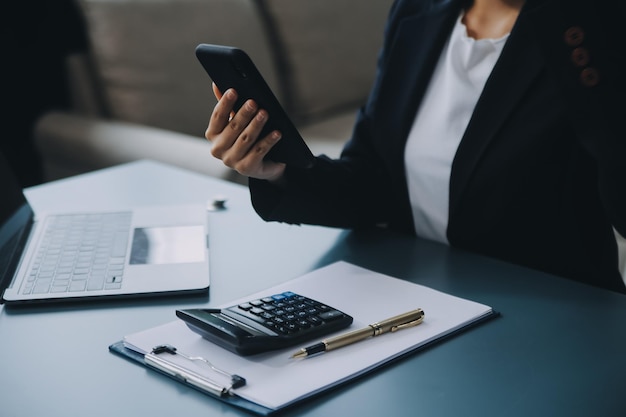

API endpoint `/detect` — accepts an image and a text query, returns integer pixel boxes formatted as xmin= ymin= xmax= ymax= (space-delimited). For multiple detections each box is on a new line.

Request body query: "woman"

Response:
xmin=205 ymin=0 xmax=626 ymax=292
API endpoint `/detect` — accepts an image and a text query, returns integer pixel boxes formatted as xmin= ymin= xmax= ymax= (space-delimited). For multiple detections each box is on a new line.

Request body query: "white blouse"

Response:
xmin=404 ymin=14 xmax=509 ymax=244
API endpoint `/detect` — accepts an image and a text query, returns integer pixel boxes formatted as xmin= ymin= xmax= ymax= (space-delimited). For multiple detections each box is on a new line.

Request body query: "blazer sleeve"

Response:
xmin=248 ymin=1 xmax=412 ymax=229
xmin=530 ymin=0 xmax=626 ymax=236
xmin=248 ymin=115 xmax=393 ymax=229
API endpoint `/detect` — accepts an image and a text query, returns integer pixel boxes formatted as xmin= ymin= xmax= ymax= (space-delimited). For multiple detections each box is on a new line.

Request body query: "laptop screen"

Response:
xmin=0 ymin=151 xmax=34 ymax=287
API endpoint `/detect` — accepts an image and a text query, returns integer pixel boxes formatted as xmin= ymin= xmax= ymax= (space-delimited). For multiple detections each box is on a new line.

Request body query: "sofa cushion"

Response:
xmin=264 ymin=0 xmax=393 ymax=124
xmin=79 ymin=0 xmax=278 ymax=137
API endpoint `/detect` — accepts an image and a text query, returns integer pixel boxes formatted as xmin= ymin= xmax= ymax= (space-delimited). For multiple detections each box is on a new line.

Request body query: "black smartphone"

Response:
xmin=195 ymin=44 xmax=314 ymax=168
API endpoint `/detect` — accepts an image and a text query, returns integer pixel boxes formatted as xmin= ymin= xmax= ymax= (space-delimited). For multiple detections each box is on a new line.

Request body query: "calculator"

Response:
xmin=176 ymin=292 xmax=353 ymax=355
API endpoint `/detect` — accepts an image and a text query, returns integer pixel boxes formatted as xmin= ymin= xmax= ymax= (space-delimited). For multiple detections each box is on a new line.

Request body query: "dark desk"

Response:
xmin=2 ymin=161 xmax=625 ymax=417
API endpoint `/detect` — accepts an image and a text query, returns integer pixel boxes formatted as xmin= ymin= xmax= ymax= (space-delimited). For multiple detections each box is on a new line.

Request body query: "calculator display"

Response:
xmin=176 ymin=292 xmax=353 ymax=355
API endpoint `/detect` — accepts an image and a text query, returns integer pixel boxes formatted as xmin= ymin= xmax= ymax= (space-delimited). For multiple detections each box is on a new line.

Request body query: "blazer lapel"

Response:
xmin=449 ymin=7 xmax=546 ymax=214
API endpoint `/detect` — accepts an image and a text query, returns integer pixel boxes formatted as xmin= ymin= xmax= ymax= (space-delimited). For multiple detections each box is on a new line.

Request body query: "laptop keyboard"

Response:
xmin=22 ymin=212 xmax=132 ymax=295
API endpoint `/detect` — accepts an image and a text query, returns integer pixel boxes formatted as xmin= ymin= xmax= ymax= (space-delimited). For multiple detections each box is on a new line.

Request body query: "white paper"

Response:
xmin=123 ymin=261 xmax=493 ymax=410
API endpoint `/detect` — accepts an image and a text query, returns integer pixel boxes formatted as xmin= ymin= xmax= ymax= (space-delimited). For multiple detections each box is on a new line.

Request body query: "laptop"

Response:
xmin=0 ymin=154 xmax=210 ymax=306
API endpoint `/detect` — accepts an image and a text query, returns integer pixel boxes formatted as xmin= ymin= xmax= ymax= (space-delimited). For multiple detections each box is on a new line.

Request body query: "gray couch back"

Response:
xmin=74 ymin=0 xmax=393 ymax=138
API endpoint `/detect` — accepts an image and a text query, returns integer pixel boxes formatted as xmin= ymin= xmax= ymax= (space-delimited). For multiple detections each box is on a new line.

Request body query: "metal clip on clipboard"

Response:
xmin=144 ymin=344 xmax=246 ymax=397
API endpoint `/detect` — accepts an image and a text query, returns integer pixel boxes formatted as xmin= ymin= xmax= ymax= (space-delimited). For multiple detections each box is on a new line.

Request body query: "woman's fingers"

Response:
xmin=221 ymin=108 xmax=268 ymax=166
xmin=205 ymin=86 xmax=285 ymax=180
xmin=212 ymin=82 xmax=222 ymax=100
xmin=205 ymin=88 xmax=238 ymax=139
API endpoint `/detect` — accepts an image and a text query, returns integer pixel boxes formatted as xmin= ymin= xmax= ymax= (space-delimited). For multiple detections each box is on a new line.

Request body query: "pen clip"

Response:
xmin=390 ymin=316 xmax=424 ymax=332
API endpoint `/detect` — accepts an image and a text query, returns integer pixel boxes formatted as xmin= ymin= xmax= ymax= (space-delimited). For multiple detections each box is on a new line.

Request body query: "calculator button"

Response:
xmin=249 ymin=307 xmax=265 ymax=315
xmin=297 ymin=319 xmax=311 ymax=328
xmin=238 ymin=303 xmax=253 ymax=310
xmin=275 ymin=325 xmax=289 ymax=334
xmin=308 ymin=316 xmax=323 ymax=326
xmin=259 ymin=312 xmax=275 ymax=320
xmin=318 ymin=310 xmax=344 ymax=321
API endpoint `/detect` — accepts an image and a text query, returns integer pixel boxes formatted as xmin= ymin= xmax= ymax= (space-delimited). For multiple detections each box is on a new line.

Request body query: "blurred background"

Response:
xmin=3 ymin=0 xmax=393 ymax=186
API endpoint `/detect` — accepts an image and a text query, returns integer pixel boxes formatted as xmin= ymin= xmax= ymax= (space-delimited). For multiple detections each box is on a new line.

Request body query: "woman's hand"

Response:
xmin=205 ymin=84 xmax=286 ymax=182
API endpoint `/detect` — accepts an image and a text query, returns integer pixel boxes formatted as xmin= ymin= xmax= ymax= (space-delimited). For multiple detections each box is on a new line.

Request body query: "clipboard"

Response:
xmin=109 ymin=261 xmax=498 ymax=415
xmin=109 ymin=340 xmax=274 ymax=415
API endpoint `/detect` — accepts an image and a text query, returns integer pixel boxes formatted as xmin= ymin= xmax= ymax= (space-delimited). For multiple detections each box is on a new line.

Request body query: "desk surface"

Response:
xmin=2 ymin=160 xmax=626 ymax=417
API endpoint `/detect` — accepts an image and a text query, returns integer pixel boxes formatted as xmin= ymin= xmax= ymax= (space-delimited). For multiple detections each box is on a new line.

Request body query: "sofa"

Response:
xmin=34 ymin=0 xmax=394 ymax=184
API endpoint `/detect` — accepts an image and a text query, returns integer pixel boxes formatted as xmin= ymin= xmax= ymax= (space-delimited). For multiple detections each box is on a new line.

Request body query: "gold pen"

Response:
xmin=290 ymin=308 xmax=424 ymax=359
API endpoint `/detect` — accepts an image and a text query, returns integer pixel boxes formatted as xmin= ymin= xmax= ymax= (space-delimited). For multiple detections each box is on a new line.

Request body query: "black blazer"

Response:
xmin=250 ymin=0 xmax=626 ymax=292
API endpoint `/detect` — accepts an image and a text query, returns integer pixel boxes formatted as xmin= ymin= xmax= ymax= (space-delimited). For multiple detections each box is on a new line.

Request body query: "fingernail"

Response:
xmin=246 ymin=100 xmax=257 ymax=111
